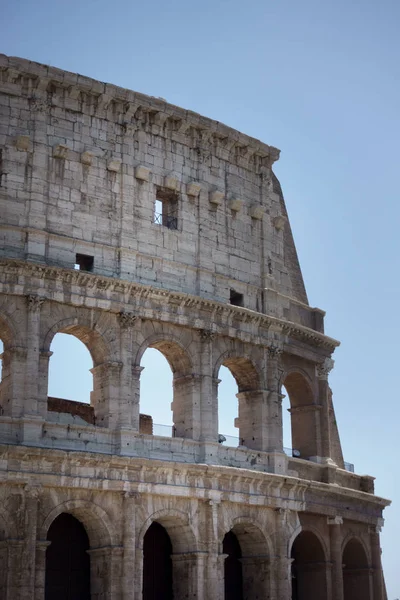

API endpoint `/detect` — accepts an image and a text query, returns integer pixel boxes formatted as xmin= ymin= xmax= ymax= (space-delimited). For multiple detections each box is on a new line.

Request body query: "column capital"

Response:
xmin=200 ymin=328 xmax=216 ymax=341
xmin=316 ymin=357 xmax=334 ymax=380
xmin=27 ymin=294 xmax=45 ymax=311
xmin=119 ymin=311 xmax=139 ymax=329
xmin=267 ymin=344 xmax=283 ymax=359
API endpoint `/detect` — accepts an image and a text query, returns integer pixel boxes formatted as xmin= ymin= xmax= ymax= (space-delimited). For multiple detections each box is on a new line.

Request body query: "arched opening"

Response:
xmin=139 ymin=338 xmax=194 ymax=439
xmin=291 ymin=531 xmax=327 ymax=600
xmin=45 ymin=513 xmax=90 ymax=600
xmin=343 ymin=538 xmax=371 ymax=600
xmin=217 ymin=356 xmax=261 ymax=450
xmin=218 ymin=366 xmax=240 ymax=446
xmin=140 ymin=348 xmax=173 ymax=437
xmin=281 ymin=384 xmax=292 ymax=454
xmin=282 ymin=372 xmax=318 ymax=459
xmin=223 ymin=530 xmax=243 ymax=600
xmin=48 ymin=333 xmax=94 ymax=425
xmin=143 ymin=522 xmax=173 ymax=600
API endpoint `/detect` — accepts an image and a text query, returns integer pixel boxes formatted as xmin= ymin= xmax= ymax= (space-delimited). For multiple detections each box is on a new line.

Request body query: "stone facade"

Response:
xmin=0 ymin=54 xmax=389 ymax=599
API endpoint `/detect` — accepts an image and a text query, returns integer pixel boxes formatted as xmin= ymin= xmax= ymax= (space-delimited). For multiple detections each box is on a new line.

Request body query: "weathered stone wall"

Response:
xmin=0 ymin=55 xmax=390 ymax=600
xmin=0 ymin=54 xmax=312 ymax=317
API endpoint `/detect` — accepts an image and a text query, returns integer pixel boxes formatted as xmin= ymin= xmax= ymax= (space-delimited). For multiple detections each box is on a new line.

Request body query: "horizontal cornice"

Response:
xmin=0 ymin=259 xmax=340 ymax=353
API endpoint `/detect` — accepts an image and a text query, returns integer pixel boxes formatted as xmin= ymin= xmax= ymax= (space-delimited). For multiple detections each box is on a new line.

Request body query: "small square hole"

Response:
xmin=75 ymin=254 xmax=94 ymax=272
xmin=230 ymin=289 xmax=244 ymax=307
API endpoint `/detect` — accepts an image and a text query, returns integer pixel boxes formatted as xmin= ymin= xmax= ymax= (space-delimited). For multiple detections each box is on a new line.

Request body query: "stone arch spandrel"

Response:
xmin=40 ymin=499 xmax=116 ymax=549
xmin=138 ymin=508 xmax=197 ymax=554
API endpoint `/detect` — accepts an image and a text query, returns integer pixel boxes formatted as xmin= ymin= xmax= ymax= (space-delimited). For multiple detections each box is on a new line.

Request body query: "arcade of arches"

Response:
xmin=39 ymin=510 xmax=379 ymax=600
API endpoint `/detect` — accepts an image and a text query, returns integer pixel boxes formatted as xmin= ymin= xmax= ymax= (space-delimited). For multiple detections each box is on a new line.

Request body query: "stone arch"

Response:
xmin=290 ymin=528 xmax=329 ymax=600
xmin=221 ymin=517 xmax=271 ymax=600
xmin=342 ymin=536 xmax=371 ymax=600
xmin=136 ymin=333 xmax=197 ymax=439
xmin=138 ymin=508 xmax=197 ymax=554
xmin=281 ymin=369 xmax=319 ymax=459
xmin=135 ymin=332 xmax=194 ymax=377
xmin=139 ymin=509 xmax=198 ymax=600
xmin=214 ymin=350 xmax=264 ymax=450
xmin=43 ymin=315 xmax=123 ymax=427
xmin=43 ymin=316 xmax=112 ymax=366
xmin=213 ymin=350 xmax=261 ymax=392
xmin=288 ymin=524 xmax=328 ymax=558
xmin=40 ymin=499 xmax=116 ymax=548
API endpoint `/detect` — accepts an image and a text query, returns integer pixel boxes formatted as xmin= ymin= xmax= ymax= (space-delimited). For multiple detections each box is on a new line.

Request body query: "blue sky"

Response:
xmin=2 ymin=0 xmax=399 ymax=595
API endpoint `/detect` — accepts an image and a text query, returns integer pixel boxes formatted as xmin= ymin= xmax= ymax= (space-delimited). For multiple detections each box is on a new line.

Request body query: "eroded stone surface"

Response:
xmin=0 ymin=55 xmax=389 ymax=600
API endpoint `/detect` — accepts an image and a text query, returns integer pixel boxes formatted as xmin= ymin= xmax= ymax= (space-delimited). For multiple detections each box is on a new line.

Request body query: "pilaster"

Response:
xmin=328 ymin=516 xmax=344 ymax=600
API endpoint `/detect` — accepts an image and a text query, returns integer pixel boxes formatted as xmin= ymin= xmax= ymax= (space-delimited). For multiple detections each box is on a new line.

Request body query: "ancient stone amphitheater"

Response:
xmin=0 ymin=54 xmax=389 ymax=599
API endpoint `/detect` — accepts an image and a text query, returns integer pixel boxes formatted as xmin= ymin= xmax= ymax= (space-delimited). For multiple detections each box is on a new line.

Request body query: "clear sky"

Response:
xmin=2 ymin=0 xmax=399 ymax=596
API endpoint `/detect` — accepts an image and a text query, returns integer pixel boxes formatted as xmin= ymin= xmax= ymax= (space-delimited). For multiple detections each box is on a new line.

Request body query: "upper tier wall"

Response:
xmin=0 ymin=55 xmax=309 ymax=316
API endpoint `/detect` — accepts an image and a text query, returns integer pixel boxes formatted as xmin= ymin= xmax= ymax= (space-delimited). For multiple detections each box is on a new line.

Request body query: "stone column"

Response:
xmin=274 ymin=509 xmax=293 ymax=600
xmin=199 ymin=330 xmax=218 ymax=442
xmin=119 ymin=313 xmax=140 ymax=430
xmin=34 ymin=540 xmax=51 ymax=600
xmin=172 ymin=552 xmax=204 ymax=599
xmin=240 ymin=555 xmax=271 ymax=600
xmin=266 ymin=345 xmax=284 ymax=453
xmin=203 ymin=500 xmax=222 ymax=599
xmin=122 ymin=492 xmax=137 ymax=600
xmin=328 ymin=516 xmax=344 ymax=600
xmin=88 ymin=546 xmax=122 ymax=600
xmin=236 ymin=389 xmax=268 ymax=451
xmin=25 ymin=295 xmax=45 ymax=416
xmin=38 ymin=351 xmax=52 ymax=419
xmin=90 ymin=360 xmax=123 ymax=428
xmin=370 ymin=524 xmax=384 ymax=600
xmin=316 ymin=358 xmax=335 ymax=464
xmin=0 ymin=346 xmax=27 ymax=418
xmin=6 ymin=539 xmax=24 ymax=600
xmin=20 ymin=485 xmax=40 ymax=600
xmin=172 ymin=373 xmax=201 ymax=440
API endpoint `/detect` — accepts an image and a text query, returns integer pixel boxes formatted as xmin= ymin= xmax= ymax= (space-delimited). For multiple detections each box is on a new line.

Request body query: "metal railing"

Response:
xmin=150 ymin=426 xmax=355 ymax=472
xmin=153 ymin=212 xmax=178 ymax=230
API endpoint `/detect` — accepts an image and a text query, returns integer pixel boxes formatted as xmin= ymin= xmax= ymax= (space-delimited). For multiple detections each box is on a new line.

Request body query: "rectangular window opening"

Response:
xmin=230 ymin=289 xmax=244 ymax=307
xmin=154 ymin=189 xmax=178 ymax=230
xmin=75 ymin=253 xmax=94 ymax=272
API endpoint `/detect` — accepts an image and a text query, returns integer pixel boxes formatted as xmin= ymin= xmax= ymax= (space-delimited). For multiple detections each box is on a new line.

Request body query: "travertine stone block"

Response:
xmin=107 ymin=158 xmax=121 ymax=172
xmin=186 ymin=182 xmax=201 ymax=197
xmin=250 ymin=204 xmax=264 ymax=220
xmin=229 ymin=198 xmax=243 ymax=212
xmin=53 ymin=144 xmax=69 ymax=159
xmin=15 ymin=135 xmax=31 ymax=152
xmin=135 ymin=165 xmax=150 ymax=181
xmin=209 ymin=190 xmax=224 ymax=206
xmin=164 ymin=175 xmax=180 ymax=191
xmin=81 ymin=151 xmax=93 ymax=166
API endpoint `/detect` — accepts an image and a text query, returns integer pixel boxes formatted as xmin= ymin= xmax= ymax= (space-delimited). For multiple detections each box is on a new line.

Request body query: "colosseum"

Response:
xmin=0 ymin=54 xmax=390 ymax=600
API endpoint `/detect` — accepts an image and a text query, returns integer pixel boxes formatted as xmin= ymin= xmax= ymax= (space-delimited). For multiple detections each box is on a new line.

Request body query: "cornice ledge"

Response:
xmin=0 ymin=259 xmax=340 ymax=351
xmin=0 ymin=55 xmax=280 ymax=166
